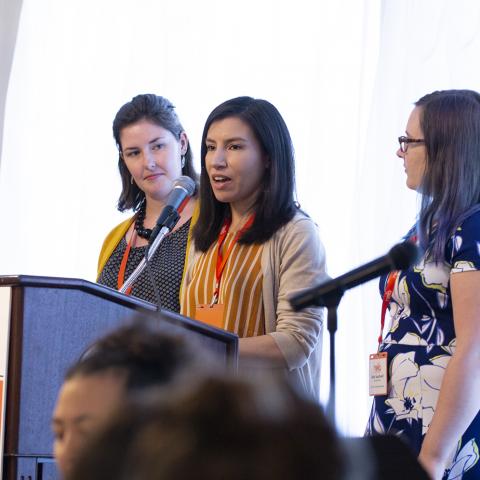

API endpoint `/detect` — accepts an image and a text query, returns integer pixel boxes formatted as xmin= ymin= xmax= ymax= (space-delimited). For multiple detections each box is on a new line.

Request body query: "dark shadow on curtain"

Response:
xmin=0 ymin=0 xmax=24 ymax=167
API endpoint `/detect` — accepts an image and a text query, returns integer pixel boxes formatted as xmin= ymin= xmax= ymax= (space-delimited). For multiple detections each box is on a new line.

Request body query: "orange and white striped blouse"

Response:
xmin=181 ymin=233 xmax=265 ymax=338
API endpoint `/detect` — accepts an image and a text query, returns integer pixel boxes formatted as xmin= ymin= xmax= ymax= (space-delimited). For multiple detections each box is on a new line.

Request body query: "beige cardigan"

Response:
xmin=181 ymin=212 xmax=327 ymax=399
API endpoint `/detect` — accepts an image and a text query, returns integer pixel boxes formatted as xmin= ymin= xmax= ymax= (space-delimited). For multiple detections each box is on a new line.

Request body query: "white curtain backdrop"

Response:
xmin=1 ymin=0 xmax=480 ymax=435
xmin=0 ymin=0 xmax=23 ymax=163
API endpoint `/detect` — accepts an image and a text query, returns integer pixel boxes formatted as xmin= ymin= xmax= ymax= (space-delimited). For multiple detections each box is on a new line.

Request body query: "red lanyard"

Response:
xmin=212 ymin=214 xmax=255 ymax=304
xmin=117 ymin=199 xmax=191 ymax=296
xmin=117 ymin=229 xmax=137 ymax=295
xmin=379 ymin=271 xmax=399 ymax=345
xmin=378 ymin=236 xmax=417 ymax=346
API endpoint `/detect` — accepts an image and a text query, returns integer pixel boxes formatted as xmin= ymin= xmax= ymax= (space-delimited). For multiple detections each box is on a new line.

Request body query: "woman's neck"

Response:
xmin=143 ymin=198 xmax=166 ymax=227
xmin=229 ymin=204 xmax=254 ymax=232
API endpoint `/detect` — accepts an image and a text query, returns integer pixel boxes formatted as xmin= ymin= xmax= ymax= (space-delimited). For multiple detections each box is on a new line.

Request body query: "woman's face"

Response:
xmin=397 ymin=106 xmax=427 ymax=191
xmin=205 ymin=117 xmax=267 ymax=215
xmin=52 ymin=372 xmax=126 ymax=477
xmin=120 ymin=119 xmax=188 ymax=203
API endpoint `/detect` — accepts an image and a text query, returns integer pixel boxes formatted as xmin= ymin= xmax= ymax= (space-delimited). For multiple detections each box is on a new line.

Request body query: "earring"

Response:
xmin=130 ymin=175 xmax=134 ymax=185
xmin=181 ymin=155 xmax=186 ymax=169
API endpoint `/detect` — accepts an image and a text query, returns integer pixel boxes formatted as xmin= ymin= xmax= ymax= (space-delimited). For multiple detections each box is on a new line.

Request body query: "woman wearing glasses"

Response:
xmin=97 ymin=94 xmax=198 ymax=311
xmin=367 ymin=90 xmax=480 ymax=479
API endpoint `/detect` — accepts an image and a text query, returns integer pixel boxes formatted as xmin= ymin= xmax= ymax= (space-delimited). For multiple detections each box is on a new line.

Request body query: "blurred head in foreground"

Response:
xmin=52 ymin=314 xmax=203 ymax=477
xmin=66 ymin=374 xmax=345 ymax=480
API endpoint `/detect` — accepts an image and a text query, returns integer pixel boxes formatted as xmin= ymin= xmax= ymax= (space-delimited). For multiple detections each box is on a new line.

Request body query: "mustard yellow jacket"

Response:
xmin=96 ymin=203 xmax=200 ymax=291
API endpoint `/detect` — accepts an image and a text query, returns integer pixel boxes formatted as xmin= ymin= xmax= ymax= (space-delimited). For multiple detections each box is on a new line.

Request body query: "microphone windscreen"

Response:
xmin=174 ymin=176 xmax=196 ymax=196
xmin=388 ymin=241 xmax=419 ymax=270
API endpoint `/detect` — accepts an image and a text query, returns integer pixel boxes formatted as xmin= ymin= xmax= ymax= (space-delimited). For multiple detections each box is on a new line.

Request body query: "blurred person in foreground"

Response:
xmin=66 ymin=374 xmax=346 ymax=480
xmin=51 ymin=314 xmax=206 ymax=477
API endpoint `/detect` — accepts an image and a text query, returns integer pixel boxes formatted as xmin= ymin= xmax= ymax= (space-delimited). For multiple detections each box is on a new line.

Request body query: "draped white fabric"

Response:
xmin=0 ymin=0 xmax=23 ymax=162
xmin=1 ymin=0 xmax=480 ymax=435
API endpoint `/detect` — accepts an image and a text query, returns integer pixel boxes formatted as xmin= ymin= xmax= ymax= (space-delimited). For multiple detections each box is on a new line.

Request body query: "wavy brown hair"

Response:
xmin=112 ymin=94 xmax=198 ymax=212
xmin=414 ymin=89 xmax=480 ymax=261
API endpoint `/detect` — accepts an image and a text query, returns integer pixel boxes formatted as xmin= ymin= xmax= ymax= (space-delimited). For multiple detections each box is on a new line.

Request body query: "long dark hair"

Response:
xmin=192 ymin=96 xmax=297 ymax=251
xmin=112 ymin=94 xmax=198 ymax=212
xmin=414 ymin=89 xmax=480 ymax=261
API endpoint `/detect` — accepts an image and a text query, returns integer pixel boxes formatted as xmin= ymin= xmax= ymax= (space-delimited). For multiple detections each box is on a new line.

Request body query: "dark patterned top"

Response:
xmin=366 ymin=211 xmax=480 ymax=479
xmin=98 ymin=220 xmax=190 ymax=312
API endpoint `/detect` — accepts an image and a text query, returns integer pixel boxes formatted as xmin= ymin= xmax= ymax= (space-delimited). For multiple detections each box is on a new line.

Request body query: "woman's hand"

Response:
xmin=238 ymin=335 xmax=287 ymax=367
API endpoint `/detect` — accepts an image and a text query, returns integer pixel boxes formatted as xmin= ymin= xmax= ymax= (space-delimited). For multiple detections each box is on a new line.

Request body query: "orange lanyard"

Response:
xmin=117 ymin=199 xmax=191 ymax=295
xmin=212 ymin=214 xmax=255 ymax=304
xmin=379 ymin=271 xmax=399 ymax=346
xmin=378 ymin=235 xmax=417 ymax=346
xmin=117 ymin=229 xmax=137 ymax=295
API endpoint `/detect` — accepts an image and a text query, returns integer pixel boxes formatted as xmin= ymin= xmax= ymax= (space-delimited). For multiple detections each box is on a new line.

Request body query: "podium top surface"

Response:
xmin=0 ymin=274 xmax=238 ymax=342
xmin=0 ymin=274 xmax=155 ymax=310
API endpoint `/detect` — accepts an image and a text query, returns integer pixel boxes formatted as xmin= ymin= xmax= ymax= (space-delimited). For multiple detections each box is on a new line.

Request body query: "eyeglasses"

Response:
xmin=398 ymin=136 xmax=425 ymax=153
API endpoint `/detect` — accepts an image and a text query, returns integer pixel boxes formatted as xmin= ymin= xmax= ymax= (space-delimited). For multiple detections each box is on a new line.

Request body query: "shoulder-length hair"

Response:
xmin=192 ymin=96 xmax=297 ymax=251
xmin=112 ymin=94 xmax=198 ymax=212
xmin=415 ymin=89 xmax=480 ymax=261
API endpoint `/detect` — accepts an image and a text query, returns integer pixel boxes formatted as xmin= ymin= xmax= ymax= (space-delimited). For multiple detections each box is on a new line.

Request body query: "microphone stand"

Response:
xmin=317 ymin=287 xmax=345 ymax=427
xmin=119 ymin=210 xmax=180 ymax=294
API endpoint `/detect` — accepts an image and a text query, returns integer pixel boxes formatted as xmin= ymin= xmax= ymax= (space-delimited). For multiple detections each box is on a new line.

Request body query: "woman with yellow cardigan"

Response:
xmin=97 ymin=94 xmax=198 ymax=312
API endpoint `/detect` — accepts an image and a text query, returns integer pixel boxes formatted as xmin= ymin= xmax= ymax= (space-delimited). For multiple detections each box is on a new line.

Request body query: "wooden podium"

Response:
xmin=0 ymin=275 xmax=238 ymax=480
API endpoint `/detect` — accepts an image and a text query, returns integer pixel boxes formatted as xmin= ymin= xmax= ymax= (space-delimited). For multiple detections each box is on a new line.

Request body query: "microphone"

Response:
xmin=120 ymin=176 xmax=196 ymax=294
xmin=149 ymin=176 xmax=196 ymax=244
xmin=289 ymin=241 xmax=419 ymax=311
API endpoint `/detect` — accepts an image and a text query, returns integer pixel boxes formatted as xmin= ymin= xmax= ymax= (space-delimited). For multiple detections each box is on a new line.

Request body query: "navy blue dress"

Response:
xmin=366 ymin=212 xmax=480 ymax=479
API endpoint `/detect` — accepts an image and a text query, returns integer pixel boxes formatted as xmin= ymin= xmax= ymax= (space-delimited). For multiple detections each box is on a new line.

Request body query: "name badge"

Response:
xmin=195 ymin=303 xmax=225 ymax=330
xmin=369 ymin=352 xmax=388 ymax=396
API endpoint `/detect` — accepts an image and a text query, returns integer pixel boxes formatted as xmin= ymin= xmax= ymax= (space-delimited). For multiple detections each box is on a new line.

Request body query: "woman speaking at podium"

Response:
xmin=367 ymin=90 xmax=480 ymax=479
xmin=97 ymin=94 xmax=198 ymax=312
xmin=180 ymin=97 xmax=327 ymax=399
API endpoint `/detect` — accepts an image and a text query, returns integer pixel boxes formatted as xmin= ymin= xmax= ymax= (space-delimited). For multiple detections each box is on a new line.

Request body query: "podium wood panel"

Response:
xmin=0 ymin=275 xmax=237 ymax=479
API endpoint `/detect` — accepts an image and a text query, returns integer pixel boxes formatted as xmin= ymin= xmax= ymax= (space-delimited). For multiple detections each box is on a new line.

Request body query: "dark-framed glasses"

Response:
xmin=398 ymin=136 xmax=425 ymax=153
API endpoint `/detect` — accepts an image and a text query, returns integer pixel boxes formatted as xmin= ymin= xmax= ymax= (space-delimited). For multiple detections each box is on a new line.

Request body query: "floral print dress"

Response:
xmin=366 ymin=212 xmax=480 ymax=479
